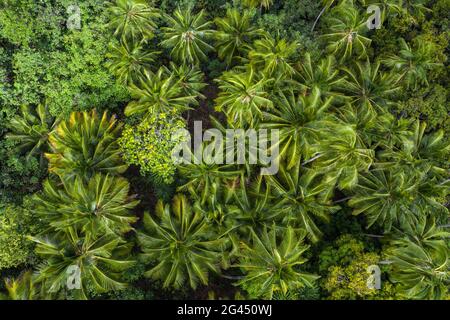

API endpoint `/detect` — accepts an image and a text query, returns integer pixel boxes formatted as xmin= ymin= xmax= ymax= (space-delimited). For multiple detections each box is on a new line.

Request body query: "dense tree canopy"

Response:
xmin=0 ymin=0 xmax=448 ymax=301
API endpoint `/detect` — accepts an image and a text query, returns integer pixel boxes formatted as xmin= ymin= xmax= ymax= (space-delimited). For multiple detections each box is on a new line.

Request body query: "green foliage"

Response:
xmin=0 ymin=139 xmax=46 ymax=202
xmin=265 ymin=164 xmax=340 ymax=242
xmin=348 ymin=168 xmax=448 ymax=231
xmin=163 ymin=62 xmax=207 ymax=98
xmin=235 ymin=226 xmax=319 ymax=299
xmin=338 ymin=60 xmax=400 ymax=116
xmin=106 ymin=39 xmax=160 ymax=86
xmin=1 ymin=0 xmax=448 ymax=302
xmin=259 ymin=87 xmax=334 ymax=169
xmin=161 ymin=7 xmax=215 ymax=65
xmin=0 ymin=204 xmax=36 ymax=270
xmin=125 ymin=68 xmax=198 ymax=117
xmin=215 ymin=68 xmax=273 ymax=127
xmin=137 ymin=194 xmax=227 ymax=289
xmin=395 ymin=84 xmax=449 ymax=131
xmin=0 ymin=0 xmax=129 ymax=116
xmin=321 ymin=1 xmax=371 ymax=61
xmin=119 ymin=111 xmax=187 ymax=183
xmin=46 ymin=110 xmax=127 ymax=180
xmin=214 ymin=9 xmax=264 ymax=66
xmin=319 ymin=235 xmax=397 ymax=300
xmin=249 ymin=35 xmax=299 ymax=77
xmin=107 ymin=0 xmax=160 ymax=41
xmin=32 ymin=230 xmax=135 ymax=299
xmin=34 ymin=174 xmax=139 ymax=237
xmin=5 ymin=103 xmax=58 ymax=164
xmin=383 ymin=38 xmax=443 ymax=90
xmin=0 ymin=271 xmax=37 ymax=300
xmin=387 ymin=233 xmax=449 ymax=300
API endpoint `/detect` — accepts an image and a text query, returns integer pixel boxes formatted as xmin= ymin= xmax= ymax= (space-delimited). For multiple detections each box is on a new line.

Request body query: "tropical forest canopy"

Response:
xmin=0 ymin=0 xmax=448 ymax=300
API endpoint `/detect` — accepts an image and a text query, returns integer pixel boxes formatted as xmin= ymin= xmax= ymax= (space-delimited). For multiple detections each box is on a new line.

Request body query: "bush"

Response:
xmin=0 ymin=201 xmax=39 ymax=270
xmin=119 ymin=112 xmax=187 ymax=184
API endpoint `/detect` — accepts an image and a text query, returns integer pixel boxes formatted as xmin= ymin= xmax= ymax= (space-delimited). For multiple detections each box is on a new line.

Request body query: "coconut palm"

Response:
xmin=387 ymin=236 xmax=449 ymax=299
xmin=348 ymin=168 xmax=448 ymax=231
xmin=137 ymin=194 xmax=227 ymax=290
xmin=6 ymin=103 xmax=59 ymax=164
xmin=296 ymin=53 xmax=344 ymax=97
xmin=1 ymin=271 xmax=38 ymax=300
xmin=310 ymin=124 xmax=375 ymax=190
xmin=228 ymin=176 xmax=285 ymax=237
xmin=242 ymin=0 xmax=273 ymax=10
xmin=381 ymin=0 xmax=430 ymax=23
xmin=46 ymin=110 xmax=127 ymax=180
xmin=32 ymin=230 xmax=134 ymax=300
xmin=162 ymin=62 xmax=206 ymax=98
xmin=215 ymin=68 xmax=273 ymax=127
xmin=161 ymin=8 xmax=215 ymax=65
xmin=193 ymin=178 xmax=238 ymax=227
xmin=383 ymin=38 xmax=442 ymax=90
xmin=259 ymin=87 xmax=334 ymax=170
xmin=356 ymin=107 xmax=412 ymax=148
xmin=34 ymin=174 xmax=139 ymax=236
xmin=338 ymin=60 xmax=401 ymax=116
xmin=265 ymin=164 xmax=340 ymax=242
xmin=178 ymin=153 xmax=243 ymax=206
xmin=234 ymin=225 xmax=319 ymax=299
xmin=125 ymin=68 xmax=198 ymax=117
xmin=311 ymin=0 xmax=337 ymax=32
xmin=395 ymin=216 xmax=450 ymax=253
xmin=214 ymin=8 xmax=265 ymax=66
xmin=106 ymin=39 xmax=159 ymax=85
xmin=378 ymin=121 xmax=450 ymax=177
xmin=107 ymin=0 xmax=160 ymax=41
xmin=321 ymin=1 xmax=371 ymax=61
xmin=249 ymin=36 xmax=298 ymax=77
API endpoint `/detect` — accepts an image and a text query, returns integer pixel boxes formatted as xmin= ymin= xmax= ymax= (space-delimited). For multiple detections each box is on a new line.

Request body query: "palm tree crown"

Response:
xmin=46 ymin=110 xmax=127 ymax=180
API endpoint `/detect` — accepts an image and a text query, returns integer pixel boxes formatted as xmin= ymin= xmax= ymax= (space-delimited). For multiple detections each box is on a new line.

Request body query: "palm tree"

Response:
xmin=163 ymin=62 xmax=206 ymax=98
xmin=382 ymin=0 xmax=430 ymax=23
xmin=161 ymin=8 xmax=215 ymax=65
xmin=296 ymin=53 xmax=344 ymax=97
xmin=193 ymin=178 xmax=238 ymax=227
xmin=242 ymin=0 xmax=274 ymax=11
xmin=34 ymin=174 xmax=139 ymax=236
xmin=395 ymin=216 xmax=450 ymax=253
xmin=214 ymin=8 xmax=265 ymax=66
xmin=1 ymin=271 xmax=38 ymax=300
xmin=6 ymin=103 xmax=59 ymax=164
xmin=338 ymin=60 xmax=401 ymax=116
xmin=265 ymin=164 xmax=340 ymax=242
xmin=259 ymin=87 xmax=334 ymax=170
xmin=383 ymin=38 xmax=441 ymax=90
xmin=46 ymin=110 xmax=127 ymax=180
xmin=137 ymin=194 xmax=227 ymax=290
xmin=107 ymin=0 xmax=160 ymax=41
xmin=311 ymin=0 xmax=337 ymax=32
xmin=348 ymin=168 xmax=448 ymax=231
xmin=32 ymin=230 xmax=134 ymax=299
xmin=125 ymin=68 xmax=197 ymax=117
xmin=178 ymin=152 xmax=243 ymax=206
xmin=106 ymin=39 xmax=159 ymax=85
xmin=215 ymin=68 xmax=273 ymax=127
xmin=249 ymin=36 xmax=298 ymax=77
xmin=234 ymin=225 xmax=319 ymax=299
xmin=228 ymin=176 xmax=285 ymax=237
xmin=333 ymin=102 xmax=412 ymax=151
xmin=378 ymin=121 xmax=450 ymax=177
xmin=310 ymin=124 xmax=375 ymax=190
xmin=387 ymin=235 xmax=449 ymax=299
xmin=321 ymin=1 xmax=371 ymax=61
